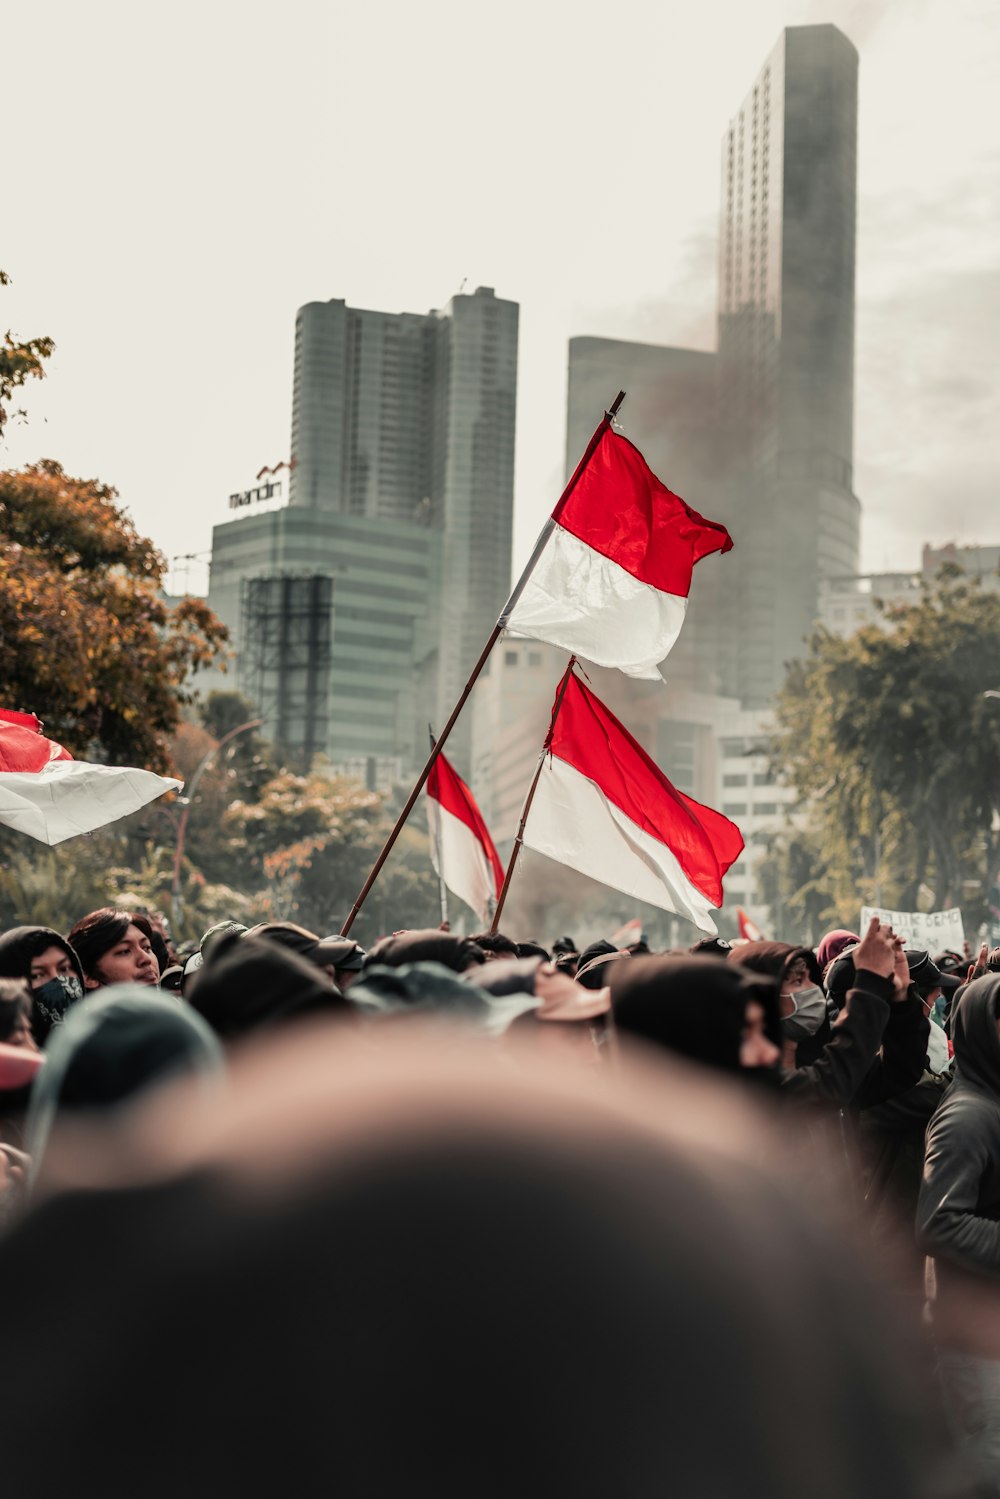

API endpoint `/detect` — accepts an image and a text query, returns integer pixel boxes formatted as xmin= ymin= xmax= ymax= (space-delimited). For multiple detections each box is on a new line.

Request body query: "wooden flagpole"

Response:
xmin=488 ymin=656 xmax=578 ymax=934
xmin=339 ymin=392 xmax=625 ymax=936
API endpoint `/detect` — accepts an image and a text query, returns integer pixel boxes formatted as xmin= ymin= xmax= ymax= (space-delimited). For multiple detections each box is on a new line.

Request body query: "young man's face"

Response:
xmin=90 ymin=924 xmax=160 ymax=989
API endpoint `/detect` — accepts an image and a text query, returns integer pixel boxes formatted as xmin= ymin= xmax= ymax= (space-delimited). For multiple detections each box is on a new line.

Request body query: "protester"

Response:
xmin=66 ymin=909 xmax=160 ymax=990
xmin=733 ymin=923 xmax=929 ymax=1107
xmin=188 ymin=935 xmax=345 ymax=1042
xmin=0 ymin=979 xmax=39 ymax=1053
xmin=0 ymin=1025 xmax=949 ymax=1499
xmin=365 ymin=929 xmax=486 ymax=974
xmin=0 ymin=924 xmax=86 ymax=1043
xmin=469 ymin=931 xmax=520 ymax=962
xmin=246 ymin=922 xmax=364 ymax=991
xmin=918 ymin=972 xmax=1000 ymax=1492
xmin=25 ymin=985 xmax=222 ymax=1187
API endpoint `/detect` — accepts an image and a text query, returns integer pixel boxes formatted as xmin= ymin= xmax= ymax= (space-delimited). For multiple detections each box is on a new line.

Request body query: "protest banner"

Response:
xmin=859 ymin=906 xmax=965 ymax=950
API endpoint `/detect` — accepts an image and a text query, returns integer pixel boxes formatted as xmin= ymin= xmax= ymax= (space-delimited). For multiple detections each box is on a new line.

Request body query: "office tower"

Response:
xmin=717 ymin=23 xmax=860 ymax=703
xmin=207 ymin=286 xmax=517 ymax=777
xmin=563 ymin=25 xmax=859 ymax=709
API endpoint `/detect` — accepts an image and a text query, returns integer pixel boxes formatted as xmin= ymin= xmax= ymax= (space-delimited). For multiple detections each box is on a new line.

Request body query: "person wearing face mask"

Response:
xmin=731 ymin=920 xmax=929 ymax=1109
xmin=0 ymin=926 xmax=86 ymax=1045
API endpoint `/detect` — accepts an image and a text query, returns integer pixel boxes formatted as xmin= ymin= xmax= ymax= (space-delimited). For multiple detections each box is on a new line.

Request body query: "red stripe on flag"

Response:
xmin=546 ymin=673 xmax=743 ymax=907
xmin=551 ymin=428 xmax=732 ymax=597
xmin=0 ymin=718 xmax=72 ymax=774
xmin=427 ymin=753 xmax=504 ymax=897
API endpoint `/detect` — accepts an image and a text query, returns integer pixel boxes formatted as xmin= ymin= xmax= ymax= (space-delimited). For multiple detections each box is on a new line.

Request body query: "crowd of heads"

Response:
xmin=1 ymin=900 xmax=999 ymax=1496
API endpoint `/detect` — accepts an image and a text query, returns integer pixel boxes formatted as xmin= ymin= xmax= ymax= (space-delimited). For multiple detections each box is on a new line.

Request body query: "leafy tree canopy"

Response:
xmin=0 ymin=270 xmax=54 ymax=438
xmin=767 ymin=572 xmax=1000 ymax=932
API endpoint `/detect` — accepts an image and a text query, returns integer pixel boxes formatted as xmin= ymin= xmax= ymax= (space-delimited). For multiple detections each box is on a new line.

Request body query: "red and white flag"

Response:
xmin=426 ymin=751 xmax=504 ymax=926
xmin=737 ymin=908 xmax=766 ymax=943
xmin=521 ymin=672 xmax=743 ymax=935
xmin=0 ymin=710 xmax=182 ymax=845
xmin=505 ymin=427 xmax=732 ymax=679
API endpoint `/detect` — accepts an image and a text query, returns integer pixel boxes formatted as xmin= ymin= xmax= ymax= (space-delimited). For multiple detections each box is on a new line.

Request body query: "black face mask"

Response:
xmin=34 ymin=973 xmax=84 ymax=1015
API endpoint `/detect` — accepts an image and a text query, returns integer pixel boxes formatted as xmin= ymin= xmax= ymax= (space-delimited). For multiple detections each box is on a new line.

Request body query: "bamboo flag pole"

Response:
xmin=488 ymin=656 xmax=578 ymax=934
xmin=428 ymin=724 xmax=449 ymax=928
xmin=339 ymin=392 xmax=626 ymax=936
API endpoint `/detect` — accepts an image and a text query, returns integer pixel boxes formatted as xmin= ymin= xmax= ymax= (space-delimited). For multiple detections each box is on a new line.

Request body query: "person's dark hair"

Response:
xmin=470 ymin=933 xmax=519 ymax=959
xmin=67 ymin=910 xmax=156 ymax=981
xmin=0 ymin=978 xmax=33 ymax=1043
xmin=365 ymin=931 xmax=486 ymax=974
xmin=516 ymin=941 xmax=551 ymax=962
xmin=986 ymin=946 xmax=1000 ymax=975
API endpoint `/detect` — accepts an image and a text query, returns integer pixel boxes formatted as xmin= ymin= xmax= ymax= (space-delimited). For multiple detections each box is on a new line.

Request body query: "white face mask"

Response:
xmin=781 ymin=983 xmax=827 ymax=1039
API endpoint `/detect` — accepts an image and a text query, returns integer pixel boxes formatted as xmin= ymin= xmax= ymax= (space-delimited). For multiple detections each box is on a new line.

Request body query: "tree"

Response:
xmin=769 ymin=572 xmax=1000 ymax=930
xmin=0 ymin=459 xmax=228 ymax=770
xmin=0 ymin=270 xmax=54 ymax=439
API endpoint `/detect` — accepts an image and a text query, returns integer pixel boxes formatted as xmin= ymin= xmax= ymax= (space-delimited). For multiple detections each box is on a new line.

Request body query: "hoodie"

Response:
xmin=188 ymin=936 xmax=343 ymax=1041
xmin=25 ymin=985 xmax=222 ymax=1184
xmin=917 ymin=974 xmax=1000 ymax=1351
xmin=0 ymin=926 xmax=85 ymax=1043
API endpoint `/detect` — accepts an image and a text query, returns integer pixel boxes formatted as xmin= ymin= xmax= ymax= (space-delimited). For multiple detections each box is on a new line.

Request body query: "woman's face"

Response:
xmin=4 ymin=1005 xmax=38 ymax=1052
xmin=778 ymin=956 xmax=811 ymax=1018
xmin=91 ymin=925 xmax=159 ymax=989
xmin=29 ymin=944 xmax=76 ymax=990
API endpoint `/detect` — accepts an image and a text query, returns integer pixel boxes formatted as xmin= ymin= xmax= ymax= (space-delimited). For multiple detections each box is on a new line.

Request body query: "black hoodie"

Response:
xmin=918 ymin=974 xmax=1000 ymax=1349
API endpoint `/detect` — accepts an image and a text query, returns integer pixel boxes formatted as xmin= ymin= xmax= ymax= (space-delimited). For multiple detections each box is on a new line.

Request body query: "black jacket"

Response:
xmin=917 ymin=973 xmax=1000 ymax=1352
xmin=781 ymin=970 xmax=928 ymax=1108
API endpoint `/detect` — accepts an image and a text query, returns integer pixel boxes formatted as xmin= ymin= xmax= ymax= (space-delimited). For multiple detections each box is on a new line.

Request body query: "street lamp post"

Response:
xmin=170 ymin=717 xmax=264 ymax=937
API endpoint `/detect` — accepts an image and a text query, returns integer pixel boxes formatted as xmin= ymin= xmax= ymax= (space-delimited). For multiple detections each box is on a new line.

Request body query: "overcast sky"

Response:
xmin=3 ymin=0 xmax=997 ymax=594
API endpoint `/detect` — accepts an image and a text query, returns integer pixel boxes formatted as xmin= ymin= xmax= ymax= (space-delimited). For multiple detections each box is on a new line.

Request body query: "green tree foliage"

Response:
xmin=0 ymin=459 xmax=228 ymax=770
xmin=768 ymin=572 xmax=1000 ymax=930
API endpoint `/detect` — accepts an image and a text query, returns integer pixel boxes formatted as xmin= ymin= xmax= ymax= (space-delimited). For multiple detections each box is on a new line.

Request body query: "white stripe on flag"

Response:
xmin=428 ymin=797 xmax=497 ymax=927
xmin=0 ymin=763 xmax=183 ymax=846
xmin=522 ymin=754 xmax=719 ymax=934
xmin=506 ymin=524 xmax=688 ymax=679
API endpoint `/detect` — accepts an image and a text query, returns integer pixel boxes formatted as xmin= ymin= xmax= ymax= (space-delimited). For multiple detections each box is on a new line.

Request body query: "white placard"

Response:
xmin=859 ymin=906 xmax=965 ymax=951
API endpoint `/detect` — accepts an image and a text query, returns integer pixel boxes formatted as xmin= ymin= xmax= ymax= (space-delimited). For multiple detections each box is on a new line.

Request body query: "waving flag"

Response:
xmin=427 ymin=751 xmax=504 ymax=926
xmin=521 ymin=672 xmax=743 ymax=934
xmin=0 ymin=710 xmax=181 ymax=845
xmin=505 ymin=428 xmax=732 ymax=679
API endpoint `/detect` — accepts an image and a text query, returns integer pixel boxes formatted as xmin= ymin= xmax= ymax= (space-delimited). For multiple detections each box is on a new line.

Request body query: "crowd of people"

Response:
xmin=0 ymin=903 xmax=998 ymax=1495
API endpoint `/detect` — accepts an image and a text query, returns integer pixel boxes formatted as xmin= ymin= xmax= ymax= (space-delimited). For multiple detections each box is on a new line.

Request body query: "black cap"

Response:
xmin=905 ymin=949 xmax=962 ymax=992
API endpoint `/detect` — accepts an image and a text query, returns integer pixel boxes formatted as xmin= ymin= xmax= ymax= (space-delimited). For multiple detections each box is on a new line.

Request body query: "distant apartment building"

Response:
xmin=207 ymin=286 xmax=517 ymax=776
xmin=818 ymin=542 xmax=1000 ymax=638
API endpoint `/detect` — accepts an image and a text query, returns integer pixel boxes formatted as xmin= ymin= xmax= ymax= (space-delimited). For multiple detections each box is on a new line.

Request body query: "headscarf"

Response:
xmin=0 ymin=1028 xmax=946 ymax=1499
xmin=365 ymin=929 xmax=485 ymax=973
xmin=25 ymin=986 xmax=221 ymax=1180
xmin=817 ymin=929 xmax=860 ymax=973
xmin=611 ymin=955 xmax=782 ymax=1074
xmin=189 ymin=936 xmax=344 ymax=1041
xmin=0 ymin=926 xmax=86 ymax=1041
xmin=950 ymin=974 xmax=1000 ymax=1096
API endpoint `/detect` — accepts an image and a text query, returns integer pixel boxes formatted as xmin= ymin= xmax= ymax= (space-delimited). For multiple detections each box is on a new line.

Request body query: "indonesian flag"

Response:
xmin=521 ymin=672 xmax=743 ymax=935
xmin=737 ymin=908 xmax=766 ymax=943
xmin=0 ymin=710 xmax=182 ymax=845
xmin=505 ymin=427 xmax=732 ymax=679
xmin=426 ymin=751 xmax=504 ymax=926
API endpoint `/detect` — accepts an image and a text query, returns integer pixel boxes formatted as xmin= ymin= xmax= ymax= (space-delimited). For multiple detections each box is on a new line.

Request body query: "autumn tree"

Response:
xmin=768 ymin=571 xmax=1000 ymax=930
xmin=0 ymin=270 xmax=53 ymax=439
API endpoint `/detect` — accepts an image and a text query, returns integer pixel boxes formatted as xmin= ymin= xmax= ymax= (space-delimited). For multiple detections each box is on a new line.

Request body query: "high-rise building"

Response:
xmin=716 ymin=23 xmax=860 ymax=703
xmin=563 ymin=24 xmax=860 ymax=707
xmin=207 ymin=286 xmax=517 ymax=776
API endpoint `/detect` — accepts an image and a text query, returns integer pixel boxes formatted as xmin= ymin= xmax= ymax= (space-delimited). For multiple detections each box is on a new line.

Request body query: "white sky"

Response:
xmin=3 ymin=0 xmax=997 ymax=595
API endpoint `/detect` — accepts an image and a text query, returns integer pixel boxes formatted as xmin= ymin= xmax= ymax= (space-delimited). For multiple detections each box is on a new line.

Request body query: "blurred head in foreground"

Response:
xmin=1 ymin=1023 xmax=945 ymax=1499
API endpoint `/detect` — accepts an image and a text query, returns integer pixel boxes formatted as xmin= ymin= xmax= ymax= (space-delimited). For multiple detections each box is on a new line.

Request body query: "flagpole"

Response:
xmin=339 ymin=393 xmax=626 ymax=937
xmin=428 ymin=724 xmax=449 ymax=927
xmin=489 ymin=657 xmax=578 ymax=934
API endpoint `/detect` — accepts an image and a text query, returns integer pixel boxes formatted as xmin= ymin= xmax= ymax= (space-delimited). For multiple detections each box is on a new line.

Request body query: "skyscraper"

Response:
xmin=716 ymin=23 xmax=860 ymax=703
xmin=207 ymin=286 xmax=517 ymax=776
xmin=563 ymin=24 xmax=860 ymax=708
